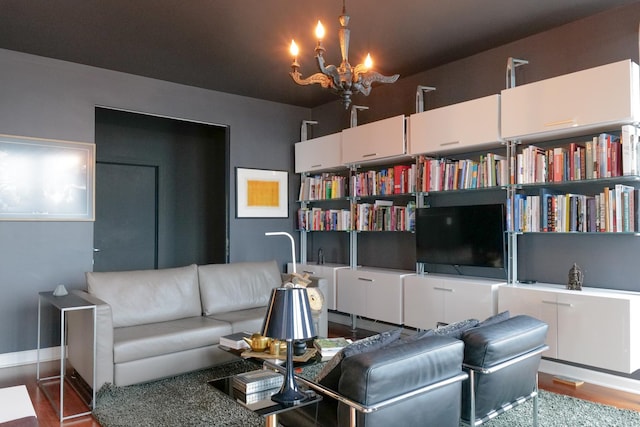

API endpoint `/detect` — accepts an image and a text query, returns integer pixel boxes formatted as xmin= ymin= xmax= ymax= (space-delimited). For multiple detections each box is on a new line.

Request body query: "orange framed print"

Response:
xmin=0 ymin=134 xmax=95 ymax=221
xmin=236 ymin=167 xmax=288 ymax=218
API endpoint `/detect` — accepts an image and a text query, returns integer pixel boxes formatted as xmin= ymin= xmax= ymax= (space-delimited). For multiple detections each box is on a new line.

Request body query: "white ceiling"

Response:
xmin=0 ymin=0 xmax=637 ymax=108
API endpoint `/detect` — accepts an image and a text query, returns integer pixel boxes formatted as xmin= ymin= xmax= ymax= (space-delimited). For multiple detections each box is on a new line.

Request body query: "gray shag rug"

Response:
xmin=94 ymin=360 xmax=640 ymax=427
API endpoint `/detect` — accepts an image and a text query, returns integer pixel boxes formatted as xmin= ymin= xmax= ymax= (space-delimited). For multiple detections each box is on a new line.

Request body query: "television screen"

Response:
xmin=415 ymin=204 xmax=506 ymax=269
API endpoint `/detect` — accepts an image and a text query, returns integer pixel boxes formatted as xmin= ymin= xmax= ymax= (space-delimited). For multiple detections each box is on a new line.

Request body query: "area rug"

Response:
xmin=94 ymin=359 xmax=264 ymax=427
xmin=94 ymin=360 xmax=640 ymax=427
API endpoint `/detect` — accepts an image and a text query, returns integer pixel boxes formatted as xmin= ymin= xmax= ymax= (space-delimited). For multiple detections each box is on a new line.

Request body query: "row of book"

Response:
xmin=352 ymin=165 xmax=417 ymax=196
xmin=416 ymin=153 xmax=509 ymax=192
xmin=354 ymin=201 xmax=416 ymax=231
xmin=298 ymin=173 xmax=348 ymax=201
xmin=297 ymin=201 xmax=416 ymax=232
xmin=297 ymin=207 xmax=351 ymax=231
xmin=514 ymin=127 xmax=639 ymax=185
xmin=510 ymin=185 xmax=639 ymax=233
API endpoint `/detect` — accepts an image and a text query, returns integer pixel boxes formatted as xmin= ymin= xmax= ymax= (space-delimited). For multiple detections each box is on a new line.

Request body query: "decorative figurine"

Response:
xmin=567 ymin=263 xmax=584 ymax=291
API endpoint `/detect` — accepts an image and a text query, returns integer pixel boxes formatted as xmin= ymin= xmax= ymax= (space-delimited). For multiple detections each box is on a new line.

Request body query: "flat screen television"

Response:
xmin=415 ymin=204 xmax=506 ymax=269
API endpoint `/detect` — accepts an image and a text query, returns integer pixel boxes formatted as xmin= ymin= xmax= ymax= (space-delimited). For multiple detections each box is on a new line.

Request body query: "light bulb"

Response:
xmin=315 ymin=21 xmax=325 ymax=40
xmin=364 ymin=53 xmax=373 ymax=69
xmin=290 ymin=40 xmax=299 ymax=57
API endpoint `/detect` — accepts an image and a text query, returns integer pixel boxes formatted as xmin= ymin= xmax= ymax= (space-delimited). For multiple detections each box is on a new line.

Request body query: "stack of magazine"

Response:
xmin=231 ymin=370 xmax=283 ymax=404
xmin=313 ymin=337 xmax=351 ymax=361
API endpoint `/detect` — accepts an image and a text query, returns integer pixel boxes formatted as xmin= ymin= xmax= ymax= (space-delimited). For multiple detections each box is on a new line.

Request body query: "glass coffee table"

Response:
xmin=209 ymin=369 xmax=322 ymax=427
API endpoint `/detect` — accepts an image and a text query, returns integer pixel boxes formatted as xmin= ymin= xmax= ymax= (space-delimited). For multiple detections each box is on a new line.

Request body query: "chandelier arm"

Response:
xmin=358 ymin=71 xmax=400 ymax=89
xmin=290 ymin=71 xmax=334 ymax=89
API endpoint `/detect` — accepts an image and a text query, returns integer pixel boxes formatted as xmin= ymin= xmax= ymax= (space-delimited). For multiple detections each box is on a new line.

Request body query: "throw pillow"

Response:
xmin=314 ymin=328 xmax=403 ymax=390
xmin=390 ymin=328 xmax=435 ymax=346
xmin=478 ymin=310 xmax=510 ymax=327
xmin=433 ymin=318 xmax=479 ymax=339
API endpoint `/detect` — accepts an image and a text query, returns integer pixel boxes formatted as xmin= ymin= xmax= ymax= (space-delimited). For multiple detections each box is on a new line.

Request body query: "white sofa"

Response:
xmin=68 ymin=260 xmax=328 ymax=390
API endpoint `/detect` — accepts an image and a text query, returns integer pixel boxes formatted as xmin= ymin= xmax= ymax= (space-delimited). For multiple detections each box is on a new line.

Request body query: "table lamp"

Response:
xmin=262 ymin=286 xmax=315 ymax=404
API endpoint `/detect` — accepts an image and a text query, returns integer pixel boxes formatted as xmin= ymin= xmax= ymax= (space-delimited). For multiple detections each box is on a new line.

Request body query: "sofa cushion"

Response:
xmin=315 ymin=328 xmax=402 ymax=391
xmin=113 ymin=316 xmax=232 ymax=363
xmin=207 ymin=306 xmax=268 ymax=334
xmin=198 ymin=260 xmax=282 ymax=315
xmin=87 ymin=264 xmax=201 ymax=328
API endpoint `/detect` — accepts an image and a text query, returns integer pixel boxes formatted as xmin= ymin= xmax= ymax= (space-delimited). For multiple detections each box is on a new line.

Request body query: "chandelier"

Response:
xmin=288 ymin=0 xmax=399 ymax=109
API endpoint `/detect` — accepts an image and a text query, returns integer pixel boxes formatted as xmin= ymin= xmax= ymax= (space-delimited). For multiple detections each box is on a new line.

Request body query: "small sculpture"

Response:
xmin=567 ymin=263 xmax=583 ymax=291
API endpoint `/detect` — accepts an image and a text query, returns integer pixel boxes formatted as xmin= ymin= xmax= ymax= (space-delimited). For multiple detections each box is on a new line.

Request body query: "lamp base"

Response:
xmin=270 ymin=385 xmax=309 ymax=405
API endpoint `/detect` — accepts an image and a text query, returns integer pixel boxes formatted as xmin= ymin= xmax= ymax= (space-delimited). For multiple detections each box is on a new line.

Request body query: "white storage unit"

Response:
xmin=403 ymin=275 xmax=502 ymax=330
xmin=288 ymin=262 xmax=348 ymax=311
xmin=409 ymin=94 xmax=502 ymax=155
xmin=341 ymin=114 xmax=408 ymax=164
xmin=336 ymin=267 xmax=412 ymax=324
xmin=501 ymin=59 xmax=640 ymax=141
xmin=499 ymin=283 xmax=640 ymax=373
xmin=294 ymin=133 xmax=343 ymax=173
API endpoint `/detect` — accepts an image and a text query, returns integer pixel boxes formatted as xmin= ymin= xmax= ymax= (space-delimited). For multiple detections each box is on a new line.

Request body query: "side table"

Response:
xmin=209 ymin=370 xmax=321 ymax=427
xmin=36 ymin=291 xmax=96 ymax=421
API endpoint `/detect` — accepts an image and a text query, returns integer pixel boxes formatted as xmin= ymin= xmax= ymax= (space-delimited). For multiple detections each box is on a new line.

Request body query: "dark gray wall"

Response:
xmin=311 ymin=3 xmax=640 ymax=291
xmin=95 ymin=107 xmax=229 ymax=268
xmin=0 ymin=49 xmax=310 ymax=354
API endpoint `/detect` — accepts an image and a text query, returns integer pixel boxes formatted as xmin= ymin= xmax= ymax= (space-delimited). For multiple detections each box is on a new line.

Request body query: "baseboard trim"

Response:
xmin=539 ymin=360 xmax=640 ymax=396
xmin=0 ymin=347 xmax=61 ymax=369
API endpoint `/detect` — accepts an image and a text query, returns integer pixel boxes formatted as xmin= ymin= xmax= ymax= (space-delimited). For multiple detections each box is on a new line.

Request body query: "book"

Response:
xmin=233 ymin=386 xmax=280 ymax=404
xmin=232 ymin=370 xmax=284 ymax=394
xmin=219 ymin=332 xmax=251 ymax=350
xmin=314 ymin=337 xmax=351 ymax=360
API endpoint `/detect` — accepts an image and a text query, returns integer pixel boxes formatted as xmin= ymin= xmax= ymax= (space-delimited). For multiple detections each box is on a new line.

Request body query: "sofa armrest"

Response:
xmin=67 ymin=290 xmax=114 ymax=391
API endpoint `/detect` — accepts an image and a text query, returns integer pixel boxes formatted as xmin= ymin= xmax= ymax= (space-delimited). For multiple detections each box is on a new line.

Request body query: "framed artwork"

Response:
xmin=0 ymin=134 xmax=95 ymax=221
xmin=236 ymin=167 xmax=288 ymax=218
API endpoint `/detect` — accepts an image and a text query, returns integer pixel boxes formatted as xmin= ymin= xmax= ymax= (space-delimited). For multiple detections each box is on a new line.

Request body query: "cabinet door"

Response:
xmin=443 ymin=279 xmax=498 ymax=324
xmin=363 ymin=272 xmax=404 ymax=325
xmin=498 ymin=286 xmax=558 ymax=358
xmin=501 ymin=60 xmax=640 ymax=141
xmin=336 ymin=269 xmax=366 ymax=316
xmin=409 ymin=94 xmax=501 ymax=155
xmin=557 ymin=293 xmax=632 ymax=373
xmin=404 ymin=276 xmax=442 ymax=329
xmin=342 ymin=115 xmax=406 ymax=164
xmin=295 ymin=133 xmax=343 ymax=173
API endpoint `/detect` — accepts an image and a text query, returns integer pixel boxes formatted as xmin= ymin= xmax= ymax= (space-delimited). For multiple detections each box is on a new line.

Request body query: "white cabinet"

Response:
xmin=403 ymin=275 xmax=502 ymax=329
xmin=501 ymin=59 xmax=640 ymax=141
xmin=341 ymin=115 xmax=407 ymax=164
xmin=294 ymin=133 xmax=343 ymax=173
xmin=336 ymin=267 xmax=412 ymax=324
xmin=409 ymin=94 xmax=502 ymax=155
xmin=499 ymin=284 xmax=640 ymax=373
xmin=288 ymin=262 xmax=348 ymax=311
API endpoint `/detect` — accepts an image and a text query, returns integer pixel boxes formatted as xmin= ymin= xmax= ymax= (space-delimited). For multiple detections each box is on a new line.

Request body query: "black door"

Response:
xmin=93 ymin=162 xmax=158 ymax=271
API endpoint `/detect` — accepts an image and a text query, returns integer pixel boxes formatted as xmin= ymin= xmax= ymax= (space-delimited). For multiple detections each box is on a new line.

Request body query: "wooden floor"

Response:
xmin=1 ymin=322 xmax=637 ymax=427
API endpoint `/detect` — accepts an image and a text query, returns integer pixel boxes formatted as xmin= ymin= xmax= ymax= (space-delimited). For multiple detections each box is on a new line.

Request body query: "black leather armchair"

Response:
xmin=277 ymin=335 xmax=467 ymax=427
xmin=460 ymin=315 xmax=549 ymax=426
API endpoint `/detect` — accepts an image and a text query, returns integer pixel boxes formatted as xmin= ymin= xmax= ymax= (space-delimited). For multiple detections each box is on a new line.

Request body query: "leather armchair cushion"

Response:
xmin=199 ymin=260 xmax=282 ymax=315
xmin=87 ymin=264 xmax=201 ymax=328
xmin=315 ymin=328 xmax=402 ymax=391
xmin=339 ymin=335 xmax=464 ymax=406
xmin=461 ymin=314 xmax=548 ymax=368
